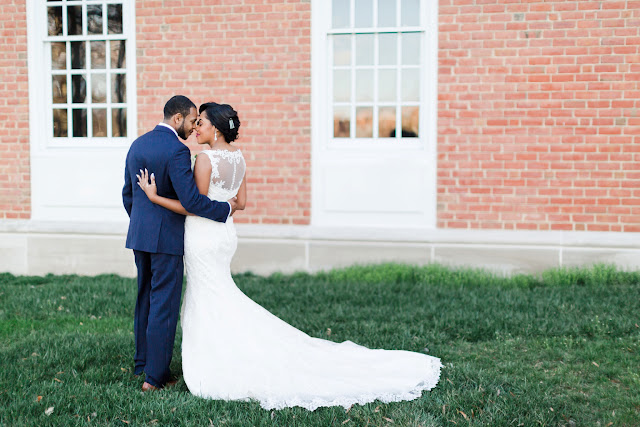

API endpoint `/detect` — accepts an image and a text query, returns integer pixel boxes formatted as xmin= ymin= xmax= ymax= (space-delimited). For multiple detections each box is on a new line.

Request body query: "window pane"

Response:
xmin=402 ymin=68 xmax=420 ymax=102
xmin=71 ymin=41 xmax=86 ymax=69
xmin=92 ymin=74 xmax=106 ymax=103
xmin=355 ymin=69 xmax=373 ymax=102
xmin=53 ymin=109 xmax=68 ymax=137
xmin=72 ymin=109 xmax=87 ymax=137
xmin=355 ymin=0 xmax=373 ymax=28
xmin=51 ymin=42 xmax=66 ymax=70
xmin=52 ymin=75 xmax=67 ymax=104
xmin=378 ymin=33 xmax=397 ymax=65
xmin=401 ymin=106 xmax=419 ymax=137
xmin=378 ymin=0 xmax=396 ymax=27
xmin=333 ymin=35 xmax=351 ymax=66
xmin=108 ymin=4 xmax=123 ymax=34
xmin=333 ymin=106 xmax=350 ymax=138
xmin=401 ymin=0 xmax=420 ymax=26
xmin=111 ymin=74 xmax=126 ymax=103
xmin=333 ymin=70 xmax=350 ymax=103
xmin=379 ymin=107 xmax=396 ymax=138
xmin=332 ymin=0 xmax=350 ymax=29
xmin=110 ymin=40 xmax=126 ymax=69
xmin=91 ymin=41 xmax=106 ymax=69
xmin=355 ymin=107 xmax=373 ymax=138
xmin=112 ymin=108 xmax=127 ymax=137
xmin=72 ymin=75 xmax=86 ymax=103
xmin=92 ymin=109 xmax=107 ymax=137
xmin=87 ymin=5 xmax=103 ymax=35
xmin=378 ymin=69 xmax=396 ymax=102
xmin=402 ymin=33 xmax=420 ymax=65
xmin=355 ymin=34 xmax=374 ymax=65
xmin=67 ymin=5 xmax=83 ymax=36
xmin=48 ymin=7 xmax=62 ymax=36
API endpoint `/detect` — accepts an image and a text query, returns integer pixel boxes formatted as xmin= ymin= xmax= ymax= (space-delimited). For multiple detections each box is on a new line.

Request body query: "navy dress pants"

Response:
xmin=133 ymin=250 xmax=184 ymax=388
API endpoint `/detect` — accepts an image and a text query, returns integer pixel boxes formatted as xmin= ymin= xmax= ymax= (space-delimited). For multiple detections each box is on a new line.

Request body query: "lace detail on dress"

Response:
xmin=199 ymin=149 xmax=246 ymax=202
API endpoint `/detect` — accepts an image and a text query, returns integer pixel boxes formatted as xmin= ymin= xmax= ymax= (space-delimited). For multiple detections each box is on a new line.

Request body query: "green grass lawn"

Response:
xmin=0 ymin=264 xmax=639 ymax=426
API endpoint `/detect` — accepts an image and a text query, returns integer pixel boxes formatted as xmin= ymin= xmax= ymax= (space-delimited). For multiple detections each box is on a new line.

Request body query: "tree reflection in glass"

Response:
xmin=108 ymin=4 xmax=123 ymax=34
xmin=112 ymin=108 xmax=127 ymax=137
xmin=53 ymin=109 xmax=67 ymax=137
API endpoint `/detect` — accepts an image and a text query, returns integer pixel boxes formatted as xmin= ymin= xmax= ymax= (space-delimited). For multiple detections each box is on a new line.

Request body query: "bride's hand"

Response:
xmin=137 ymin=168 xmax=158 ymax=200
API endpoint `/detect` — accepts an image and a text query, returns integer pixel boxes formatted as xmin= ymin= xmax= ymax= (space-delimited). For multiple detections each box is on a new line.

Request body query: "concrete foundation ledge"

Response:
xmin=1 ymin=220 xmax=640 ymax=277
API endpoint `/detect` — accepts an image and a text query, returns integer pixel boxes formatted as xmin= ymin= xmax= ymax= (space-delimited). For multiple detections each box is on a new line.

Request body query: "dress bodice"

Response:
xmin=197 ymin=149 xmax=246 ymax=202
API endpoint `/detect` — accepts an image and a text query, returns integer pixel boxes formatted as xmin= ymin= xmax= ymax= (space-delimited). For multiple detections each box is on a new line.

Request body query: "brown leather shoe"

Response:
xmin=141 ymin=381 xmax=160 ymax=392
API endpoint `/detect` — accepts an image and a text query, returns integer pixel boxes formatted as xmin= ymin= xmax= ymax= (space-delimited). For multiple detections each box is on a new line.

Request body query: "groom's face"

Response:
xmin=177 ymin=107 xmax=198 ymax=140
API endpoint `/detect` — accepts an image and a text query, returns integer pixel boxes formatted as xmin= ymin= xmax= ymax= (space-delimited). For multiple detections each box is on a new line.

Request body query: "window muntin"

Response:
xmin=46 ymin=0 xmax=128 ymax=140
xmin=330 ymin=0 xmax=421 ymax=140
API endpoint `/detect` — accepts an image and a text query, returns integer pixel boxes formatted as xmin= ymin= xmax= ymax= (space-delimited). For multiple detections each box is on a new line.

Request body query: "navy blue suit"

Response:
xmin=122 ymin=124 xmax=230 ymax=387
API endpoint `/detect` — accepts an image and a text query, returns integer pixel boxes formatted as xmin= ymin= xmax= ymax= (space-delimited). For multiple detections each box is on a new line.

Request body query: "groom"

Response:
xmin=122 ymin=95 xmax=236 ymax=391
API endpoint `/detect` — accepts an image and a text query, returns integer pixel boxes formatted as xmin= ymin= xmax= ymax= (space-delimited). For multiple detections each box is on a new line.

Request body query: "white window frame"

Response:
xmin=28 ymin=0 xmax=137 ymax=151
xmin=311 ymin=0 xmax=438 ymax=228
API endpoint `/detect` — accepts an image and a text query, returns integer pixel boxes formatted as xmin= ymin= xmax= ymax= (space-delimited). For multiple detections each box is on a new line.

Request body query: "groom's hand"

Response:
xmin=228 ymin=197 xmax=238 ymax=216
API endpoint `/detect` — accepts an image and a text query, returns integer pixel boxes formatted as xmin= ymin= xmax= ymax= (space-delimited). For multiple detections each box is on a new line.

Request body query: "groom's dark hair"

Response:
xmin=163 ymin=95 xmax=196 ymax=120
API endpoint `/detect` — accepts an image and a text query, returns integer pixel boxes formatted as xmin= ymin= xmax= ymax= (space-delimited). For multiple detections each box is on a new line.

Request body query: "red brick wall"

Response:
xmin=0 ymin=1 xmax=30 ymax=219
xmin=135 ymin=0 xmax=312 ymax=225
xmin=438 ymin=0 xmax=640 ymax=231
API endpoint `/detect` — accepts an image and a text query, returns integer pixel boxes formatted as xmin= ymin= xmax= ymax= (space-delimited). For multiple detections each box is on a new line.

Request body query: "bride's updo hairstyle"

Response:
xmin=199 ymin=102 xmax=241 ymax=143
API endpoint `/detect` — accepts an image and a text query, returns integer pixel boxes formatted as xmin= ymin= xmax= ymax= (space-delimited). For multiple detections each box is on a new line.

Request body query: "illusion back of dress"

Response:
xmin=200 ymin=149 xmax=245 ymax=202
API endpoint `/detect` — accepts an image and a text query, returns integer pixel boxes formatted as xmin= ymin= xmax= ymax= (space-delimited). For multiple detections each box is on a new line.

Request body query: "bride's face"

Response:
xmin=195 ymin=115 xmax=216 ymax=145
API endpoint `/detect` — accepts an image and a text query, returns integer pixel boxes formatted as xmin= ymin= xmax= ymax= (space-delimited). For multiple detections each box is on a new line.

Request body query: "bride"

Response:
xmin=136 ymin=102 xmax=442 ymax=411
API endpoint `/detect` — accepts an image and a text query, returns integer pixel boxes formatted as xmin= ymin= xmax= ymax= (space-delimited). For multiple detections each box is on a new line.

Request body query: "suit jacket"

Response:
xmin=122 ymin=125 xmax=230 ymax=255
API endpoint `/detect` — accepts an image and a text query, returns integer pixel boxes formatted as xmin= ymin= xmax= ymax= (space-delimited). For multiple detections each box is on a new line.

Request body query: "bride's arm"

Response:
xmin=137 ymin=169 xmax=193 ymax=216
xmin=236 ymin=174 xmax=247 ymax=211
xmin=193 ymin=153 xmax=212 ymax=196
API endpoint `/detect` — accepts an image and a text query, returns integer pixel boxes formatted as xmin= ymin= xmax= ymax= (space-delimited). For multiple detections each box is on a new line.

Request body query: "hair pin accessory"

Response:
xmin=229 ymin=118 xmax=235 ymax=129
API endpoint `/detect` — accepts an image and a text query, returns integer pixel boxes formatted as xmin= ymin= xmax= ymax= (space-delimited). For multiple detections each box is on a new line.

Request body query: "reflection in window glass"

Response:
xmin=356 ymin=69 xmax=374 ymax=102
xmin=110 ymin=40 xmax=126 ymax=69
xmin=92 ymin=109 xmax=107 ymax=137
xmin=71 ymin=41 xmax=86 ymax=69
xmin=72 ymin=75 xmax=86 ymax=103
xmin=333 ymin=70 xmax=351 ymax=103
xmin=67 ymin=6 xmax=83 ymax=36
xmin=112 ymin=108 xmax=127 ymax=137
xmin=378 ymin=33 xmax=397 ymax=66
xmin=401 ymin=106 xmax=419 ymax=137
xmin=87 ymin=5 xmax=103 ymax=35
xmin=334 ymin=106 xmax=350 ymax=138
xmin=402 ymin=33 xmax=420 ymax=65
xmin=401 ymin=0 xmax=420 ymax=26
xmin=333 ymin=35 xmax=351 ymax=66
xmin=332 ymin=0 xmax=350 ymax=29
xmin=52 ymin=75 xmax=67 ymax=104
xmin=53 ymin=109 xmax=68 ymax=137
xmin=72 ymin=109 xmax=87 ymax=137
xmin=355 ymin=34 xmax=374 ymax=65
xmin=48 ymin=7 xmax=62 ymax=36
xmin=108 ymin=4 xmax=123 ymax=34
xmin=92 ymin=74 xmax=107 ymax=103
xmin=378 ymin=69 xmax=396 ymax=103
xmin=378 ymin=106 xmax=396 ymax=138
xmin=355 ymin=0 xmax=373 ymax=28
xmin=356 ymin=107 xmax=373 ymax=138
xmin=91 ymin=41 xmax=106 ymax=69
xmin=378 ymin=0 xmax=396 ymax=27
xmin=402 ymin=68 xmax=420 ymax=102
xmin=112 ymin=74 xmax=126 ymax=103
xmin=51 ymin=43 xmax=66 ymax=70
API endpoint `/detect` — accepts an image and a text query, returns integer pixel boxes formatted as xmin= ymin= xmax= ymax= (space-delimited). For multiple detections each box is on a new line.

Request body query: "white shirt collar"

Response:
xmin=158 ymin=122 xmax=178 ymax=138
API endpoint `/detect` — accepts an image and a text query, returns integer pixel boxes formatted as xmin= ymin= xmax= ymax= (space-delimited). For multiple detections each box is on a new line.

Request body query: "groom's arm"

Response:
xmin=122 ymin=156 xmax=133 ymax=217
xmin=168 ymin=145 xmax=231 ymax=223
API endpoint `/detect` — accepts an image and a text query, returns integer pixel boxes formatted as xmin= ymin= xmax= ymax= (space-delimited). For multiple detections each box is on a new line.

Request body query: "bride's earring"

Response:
xmin=214 ymin=130 xmax=217 ymax=141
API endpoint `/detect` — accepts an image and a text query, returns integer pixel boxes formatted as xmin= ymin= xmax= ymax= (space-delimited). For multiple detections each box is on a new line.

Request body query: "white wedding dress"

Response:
xmin=181 ymin=149 xmax=442 ymax=411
